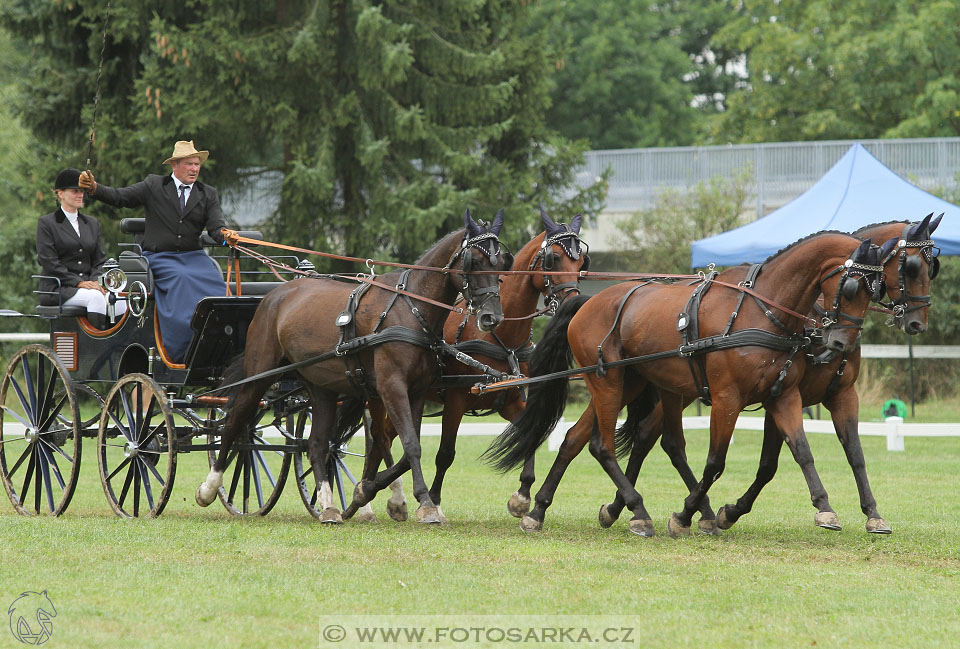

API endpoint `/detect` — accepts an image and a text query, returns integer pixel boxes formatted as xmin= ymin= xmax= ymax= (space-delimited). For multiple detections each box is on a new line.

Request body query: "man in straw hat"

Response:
xmin=79 ymin=140 xmax=239 ymax=362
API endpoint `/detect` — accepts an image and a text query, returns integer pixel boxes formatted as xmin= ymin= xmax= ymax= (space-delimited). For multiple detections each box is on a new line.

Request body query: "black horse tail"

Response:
xmin=614 ymin=383 xmax=661 ymax=459
xmin=217 ymin=353 xmax=247 ymax=407
xmin=331 ymin=396 xmax=367 ymax=450
xmin=483 ymin=294 xmax=591 ymax=472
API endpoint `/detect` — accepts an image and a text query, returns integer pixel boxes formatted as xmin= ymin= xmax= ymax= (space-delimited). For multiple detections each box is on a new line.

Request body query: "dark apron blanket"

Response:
xmin=145 ymin=250 xmax=226 ymax=362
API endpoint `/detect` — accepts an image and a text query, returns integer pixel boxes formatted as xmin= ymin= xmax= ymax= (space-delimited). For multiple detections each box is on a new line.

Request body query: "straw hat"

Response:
xmin=162 ymin=140 xmax=209 ymax=165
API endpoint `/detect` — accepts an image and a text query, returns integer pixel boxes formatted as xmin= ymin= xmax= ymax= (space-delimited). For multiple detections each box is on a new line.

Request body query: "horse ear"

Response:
xmin=880 ymin=236 xmax=898 ymax=259
xmin=570 ymin=212 xmax=583 ymax=234
xmin=908 ymin=213 xmax=933 ymax=240
xmin=464 ymin=208 xmax=481 ymax=237
xmin=491 ymin=209 xmax=505 ymax=235
xmin=856 ymin=238 xmax=872 ymax=259
xmin=930 ymin=212 xmax=943 ymax=235
xmin=540 ymin=203 xmax=558 ymax=233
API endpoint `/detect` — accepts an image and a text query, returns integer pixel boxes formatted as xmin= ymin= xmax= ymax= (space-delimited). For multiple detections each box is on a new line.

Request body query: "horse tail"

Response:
xmin=483 ymin=294 xmax=590 ymax=472
xmin=614 ymin=382 xmax=661 ymax=459
xmin=217 ymin=354 xmax=246 ymax=407
xmin=331 ymin=396 xmax=367 ymax=450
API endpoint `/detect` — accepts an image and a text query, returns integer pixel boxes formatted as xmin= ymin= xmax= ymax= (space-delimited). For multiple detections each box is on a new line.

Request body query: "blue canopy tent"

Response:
xmin=690 ymin=143 xmax=960 ymax=268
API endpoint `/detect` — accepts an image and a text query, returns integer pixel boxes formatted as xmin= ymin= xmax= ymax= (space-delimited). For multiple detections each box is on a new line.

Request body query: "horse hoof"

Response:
xmin=716 ymin=506 xmax=735 ymax=530
xmin=598 ymin=504 xmax=618 ymax=529
xmin=520 ymin=515 xmax=543 ymax=532
xmin=507 ymin=491 xmax=531 ymax=518
xmin=667 ymin=513 xmax=691 ymax=538
xmin=416 ymin=506 xmax=443 ymax=524
xmin=354 ymin=507 xmax=378 ymax=523
xmin=195 ymin=484 xmax=216 ymax=507
xmin=320 ymin=507 xmax=343 ymax=524
xmin=815 ymin=511 xmax=842 ymax=531
xmin=698 ymin=518 xmax=722 ymax=536
xmin=866 ymin=517 xmax=892 ymax=534
xmin=387 ymin=499 xmax=409 ymax=522
xmin=628 ymin=518 xmax=655 ymax=537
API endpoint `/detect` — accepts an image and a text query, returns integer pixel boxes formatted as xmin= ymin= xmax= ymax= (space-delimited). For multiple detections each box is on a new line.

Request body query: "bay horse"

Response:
xmin=346 ymin=207 xmax=588 ymax=523
xmin=595 ymin=213 xmax=942 ymax=535
xmin=196 ymin=210 xmax=512 ymax=524
xmin=485 ymin=232 xmax=882 ymax=537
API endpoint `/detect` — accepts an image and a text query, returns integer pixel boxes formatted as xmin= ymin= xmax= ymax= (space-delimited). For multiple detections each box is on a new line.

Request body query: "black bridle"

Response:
xmin=877 ymin=225 xmax=940 ymax=323
xmin=447 ymin=230 xmax=510 ymax=316
xmin=528 ymin=230 xmax=589 ymax=313
xmin=814 ymin=249 xmax=885 ymax=335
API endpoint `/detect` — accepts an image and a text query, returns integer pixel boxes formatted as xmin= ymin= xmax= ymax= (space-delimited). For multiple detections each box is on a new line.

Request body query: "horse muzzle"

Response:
xmin=477 ymin=307 xmax=504 ymax=332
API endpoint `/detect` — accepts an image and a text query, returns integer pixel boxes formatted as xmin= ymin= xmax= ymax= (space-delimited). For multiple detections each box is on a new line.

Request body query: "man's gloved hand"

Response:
xmin=220 ymin=228 xmax=240 ymax=246
xmin=78 ymin=170 xmax=97 ymax=193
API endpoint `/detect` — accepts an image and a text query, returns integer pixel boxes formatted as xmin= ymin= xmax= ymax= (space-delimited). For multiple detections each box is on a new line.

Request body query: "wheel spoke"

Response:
xmin=139 ymin=422 xmax=165 ymax=449
xmin=337 ymin=455 xmax=359 ymax=486
xmin=37 ymin=393 xmax=69 ymax=434
xmin=36 ymin=354 xmax=47 ymax=417
xmin=8 ymin=443 xmax=33 ymax=479
xmin=140 ymin=455 xmax=166 ymax=486
xmin=1 ymin=404 xmax=33 ymax=429
xmin=106 ymin=455 xmax=133 ymax=482
xmin=33 ymin=448 xmax=42 ymax=514
xmin=9 ymin=377 xmax=35 ymax=425
xmin=136 ymin=460 xmax=155 ymax=513
xmin=119 ymin=388 xmax=136 ymax=441
xmin=242 ymin=456 xmax=251 ymax=513
xmin=253 ymin=446 xmax=278 ymax=487
xmin=40 ymin=437 xmax=75 ymax=465
xmin=227 ymin=455 xmax=244 ymax=505
xmin=249 ymin=451 xmax=265 ymax=509
xmin=36 ymin=443 xmax=56 ymax=512
xmin=19 ymin=447 xmax=36 ymax=508
xmin=37 ymin=442 xmax=65 ymax=491
xmin=253 ymin=433 xmax=286 ymax=458
xmin=21 ymin=357 xmax=37 ymax=423
xmin=117 ymin=461 xmax=136 ymax=509
xmin=133 ymin=463 xmax=141 ymax=517
xmin=332 ymin=458 xmax=346 ymax=510
xmin=105 ymin=405 xmax=135 ymax=443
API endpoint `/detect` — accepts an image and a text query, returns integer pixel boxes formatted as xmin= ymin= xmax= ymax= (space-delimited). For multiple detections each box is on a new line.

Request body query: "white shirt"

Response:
xmin=62 ymin=208 xmax=80 ymax=236
xmin=172 ymin=174 xmax=192 ymax=206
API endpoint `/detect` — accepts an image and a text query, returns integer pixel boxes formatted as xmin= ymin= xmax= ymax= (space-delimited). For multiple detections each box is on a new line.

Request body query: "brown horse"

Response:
xmin=196 ymin=210 xmax=512 ymax=524
xmin=596 ymin=214 xmax=942 ymax=535
xmin=485 ymin=232 xmax=882 ymax=537
xmin=346 ymin=208 xmax=589 ymax=523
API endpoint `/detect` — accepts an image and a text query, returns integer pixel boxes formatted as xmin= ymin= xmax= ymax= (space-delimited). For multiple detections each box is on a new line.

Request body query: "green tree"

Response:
xmin=611 ymin=166 xmax=754 ymax=272
xmin=531 ymin=0 xmax=742 ymax=149
xmin=1 ymin=1 xmax=605 ymax=273
xmin=713 ymin=0 xmax=960 ymax=143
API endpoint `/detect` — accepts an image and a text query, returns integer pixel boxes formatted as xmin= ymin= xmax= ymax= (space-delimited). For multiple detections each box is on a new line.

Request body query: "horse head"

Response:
xmin=879 ymin=212 xmax=942 ymax=334
xmin=531 ymin=204 xmax=589 ymax=310
xmin=818 ymin=239 xmax=885 ymax=353
xmin=459 ymin=208 xmax=512 ymax=332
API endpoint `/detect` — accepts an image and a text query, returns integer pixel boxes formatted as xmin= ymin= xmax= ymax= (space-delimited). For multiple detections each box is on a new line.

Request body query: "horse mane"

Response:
xmin=852 ymin=220 xmax=909 ymax=237
xmin=762 ymin=230 xmax=860 ymax=264
xmin=413 ymin=228 xmax=466 ymax=267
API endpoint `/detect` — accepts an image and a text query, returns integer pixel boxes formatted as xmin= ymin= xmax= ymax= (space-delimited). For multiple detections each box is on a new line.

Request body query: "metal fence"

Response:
xmin=580 ymin=137 xmax=960 ymax=216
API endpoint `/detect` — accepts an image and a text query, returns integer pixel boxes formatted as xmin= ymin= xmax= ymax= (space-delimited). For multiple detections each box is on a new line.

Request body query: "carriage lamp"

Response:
xmin=99 ymin=259 xmax=127 ymax=293
xmin=296 ymin=259 xmax=318 ymax=276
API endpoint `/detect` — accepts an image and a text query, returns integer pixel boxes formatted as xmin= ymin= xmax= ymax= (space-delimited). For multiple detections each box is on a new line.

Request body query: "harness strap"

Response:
xmin=678 ymin=271 xmax=718 ymax=405
xmin=595 ymin=281 xmax=656 ymax=377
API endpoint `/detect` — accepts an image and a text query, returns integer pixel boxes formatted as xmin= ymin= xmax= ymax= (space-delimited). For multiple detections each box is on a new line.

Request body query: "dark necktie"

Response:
xmin=179 ymin=185 xmax=190 ymax=214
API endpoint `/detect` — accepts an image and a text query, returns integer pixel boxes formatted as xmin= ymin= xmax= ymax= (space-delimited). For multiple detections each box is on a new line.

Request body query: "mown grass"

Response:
xmin=1 ymin=428 xmax=958 ymax=649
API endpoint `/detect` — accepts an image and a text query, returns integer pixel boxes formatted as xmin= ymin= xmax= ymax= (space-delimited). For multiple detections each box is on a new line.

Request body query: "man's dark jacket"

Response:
xmin=88 ymin=174 xmax=226 ymax=251
xmin=36 ymin=208 xmax=107 ymax=306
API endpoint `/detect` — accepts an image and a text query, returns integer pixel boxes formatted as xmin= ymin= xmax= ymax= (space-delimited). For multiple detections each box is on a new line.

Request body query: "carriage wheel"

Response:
xmin=0 ymin=345 xmax=82 ymax=516
xmin=97 ymin=374 xmax=176 ymax=518
xmin=205 ymin=406 xmax=291 ymax=516
xmin=292 ymin=408 xmax=365 ymax=518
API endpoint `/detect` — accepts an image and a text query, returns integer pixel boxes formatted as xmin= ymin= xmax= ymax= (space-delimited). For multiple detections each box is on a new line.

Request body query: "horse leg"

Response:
xmin=496 ymin=393 xmax=536 ymax=518
xmin=768 ymin=389 xmax=841 ymax=531
xmin=670 ymin=398 xmax=738 ymax=537
xmin=522 ymin=403 xmax=595 ymax=532
xmin=586 ymin=373 xmax=655 ymax=537
xmin=824 ymin=388 xmax=891 ymax=534
xmin=343 ymin=401 xmax=400 ymax=521
xmin=715 ymin=411 xmax=784 ymax=530
xmin=196 ymin=377 xmax=273 ymax=507
xmin=304 ymin=389 xmax=342 ymax=523
xmin=659 ymin=395 xmax=719 ymax=534
xmin=429 ymin=391 xmax=471 ymax=524
xmin=377 ymin=386 xmax=439 ymax=523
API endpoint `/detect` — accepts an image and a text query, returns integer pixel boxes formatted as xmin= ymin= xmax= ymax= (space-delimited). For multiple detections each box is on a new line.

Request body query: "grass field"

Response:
xmin=1 ymin=426 xmax=959 ymax=648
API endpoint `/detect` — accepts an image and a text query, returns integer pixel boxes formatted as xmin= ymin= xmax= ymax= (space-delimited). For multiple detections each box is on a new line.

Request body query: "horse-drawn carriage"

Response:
xmin=0 ymin=217 xmax=352 ymax=518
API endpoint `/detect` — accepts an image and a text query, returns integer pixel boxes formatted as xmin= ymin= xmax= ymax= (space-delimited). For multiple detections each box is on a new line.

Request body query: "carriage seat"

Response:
xmin=118 ymin=250 xmax=154 ymax=293
xmin=35 ymin=305 xmax=87 ymax=317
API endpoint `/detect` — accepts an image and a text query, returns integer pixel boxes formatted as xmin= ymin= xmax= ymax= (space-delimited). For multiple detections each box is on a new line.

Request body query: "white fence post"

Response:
xmin=885 ymin=416 xmax=905 ymax=451
xmin=548 ymin=419 xmax=567 ymax=452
